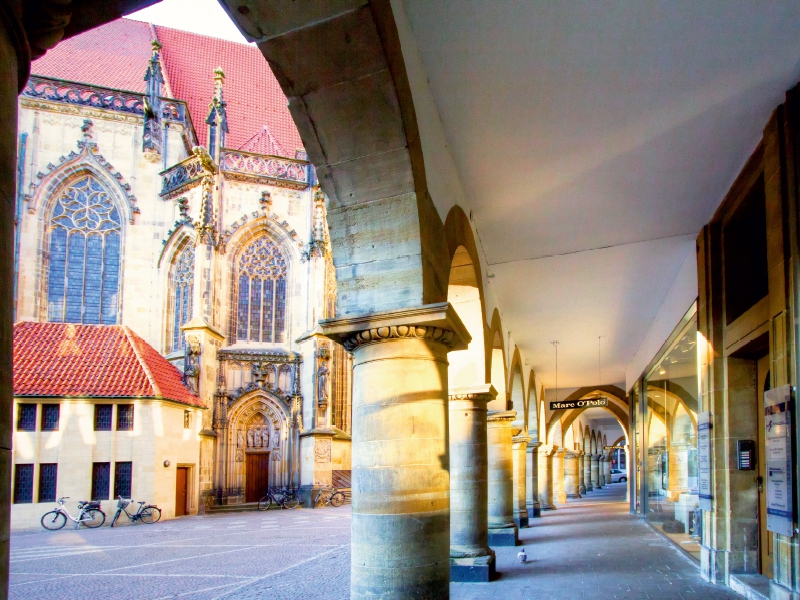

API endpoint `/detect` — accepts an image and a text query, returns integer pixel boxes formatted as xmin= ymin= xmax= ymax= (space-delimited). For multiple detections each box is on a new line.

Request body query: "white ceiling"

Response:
xmin=402 ymin=0 xmax=800 ymax=388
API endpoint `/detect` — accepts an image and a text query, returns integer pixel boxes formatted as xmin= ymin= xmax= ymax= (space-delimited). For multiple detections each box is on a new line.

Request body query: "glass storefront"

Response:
xmin=636 ymin=308 xmax=701 ymax=560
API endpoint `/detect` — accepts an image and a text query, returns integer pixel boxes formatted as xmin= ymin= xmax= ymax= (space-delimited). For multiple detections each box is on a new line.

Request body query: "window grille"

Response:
xmin=94 ymin=405 xmax=112 ymax=431
xmin=91 ymin=462 xmax=110 ymax=501
xmin=117 ymin=404 xmax=134 ymax=431
xmin=14 ymin=464 xmax=34 ymax=504
xmin=114 ymin=462 xmax=132 ymax=498
xmin=41 ymin=404 xmax=60 ymax=431
xmin=38 ymin=464 xmax=58 ymax=502
xmin=169 ymin=244 xmax=195 ymax=353
xmin=46 ymin=175 xmax=122 ymax=324
xmin=232 ymin=237 xmax=287 ymax=343
xmin=17 ymin=404 xmax=36 ymax=431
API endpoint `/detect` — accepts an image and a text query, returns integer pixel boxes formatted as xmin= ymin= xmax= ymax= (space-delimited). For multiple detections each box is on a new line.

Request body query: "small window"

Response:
xmin=117 ymin=405 xmax=134 ymax=431
xmin=41 ymin=404 xmax=60 ymax=431
xmin=94 ymin=405 xmax=113 ymax=431
xmin=38 ymin=464 xmax=58 ymax=502
xmin=184 ymin=410 xmax=191 ymax=429
xmin=14 ymin=464 xmax=34 ymax=504
xmin=114 ymin=462 xmax=132 ymax=498
xmin=17 ymin=404 xmax=36 ymax=431
xmin=91 ymin=462 xmax=110 ymax=501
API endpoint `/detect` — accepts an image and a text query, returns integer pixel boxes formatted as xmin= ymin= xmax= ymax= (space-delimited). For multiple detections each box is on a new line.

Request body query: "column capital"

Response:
xmin=512 ymin=433 xmax=531 ymax=445
xmin=449 ymin=384 xmax=497 ymax=403
xmin=487 ymin=410 xmax=516 ymax=424
xmin=527 ymin=440 xmax=543 ymax=450
xmin=319 ymin=302 xmax=470 ymax=351
xmin=564 ymin=451 xmax=579 ymax=459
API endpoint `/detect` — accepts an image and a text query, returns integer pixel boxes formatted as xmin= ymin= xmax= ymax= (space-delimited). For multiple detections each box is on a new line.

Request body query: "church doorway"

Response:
xmin=175 ymin=467 xmax=189 ymax=517
xmin=246 ymin=453 xmax=270 ymax=502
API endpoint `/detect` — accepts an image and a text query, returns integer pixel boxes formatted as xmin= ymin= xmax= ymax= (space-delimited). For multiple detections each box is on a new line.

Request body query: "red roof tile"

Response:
xmin=13 ymin=322 xmax=204 ymax=408
xmin=28 ymin=18 xmax=304 ymax=159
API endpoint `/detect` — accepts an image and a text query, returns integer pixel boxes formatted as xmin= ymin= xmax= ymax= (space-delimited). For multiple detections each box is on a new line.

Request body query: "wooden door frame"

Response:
xmin=176 ymin=464 xmax=194 ymax=516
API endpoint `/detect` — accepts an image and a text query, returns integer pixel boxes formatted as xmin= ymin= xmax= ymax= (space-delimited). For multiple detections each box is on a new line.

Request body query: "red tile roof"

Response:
xmin=13 ymin=322 xmax=204 ymax=408
xmin=29 ymin=18 xmax=303 ymax=158
xmin=239 ymin=125 xmax=286 ymax=157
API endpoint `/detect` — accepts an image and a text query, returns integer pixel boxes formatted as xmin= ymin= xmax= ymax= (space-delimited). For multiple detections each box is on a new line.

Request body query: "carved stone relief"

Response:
xmin=314 ymin=438 xmax=332 ymax=463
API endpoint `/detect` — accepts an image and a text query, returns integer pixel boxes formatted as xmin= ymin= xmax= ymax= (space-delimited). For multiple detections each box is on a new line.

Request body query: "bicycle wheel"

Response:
xmin=82 ymin=509 xmax=105 ymax=528
xmin=330 ymin=492 xmax=345 ymax=507
xmin=258 ymin=495 xmax=272 ymax=511
xmin=281 ymin=493 xmax=299 ymax=509
xmin=41 ymin=510 xmax=67 ymax=531
xmin=140 ymin=506 xmax=161 ymax=524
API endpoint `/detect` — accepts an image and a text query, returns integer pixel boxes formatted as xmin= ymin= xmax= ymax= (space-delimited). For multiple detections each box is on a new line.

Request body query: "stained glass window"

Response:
xmin=14 ymin=465 xmax=33 ymax=504
xmin=39 ymin=464 xmax=58 ymax=502
xmin=117 ymin=405 xmax=134 ymax=431
xmin=91 ymin=462 xmax=110 ymax=501
xmin=46 ymin=176 xmax=122 ymax=324
xmin=169 ymin=244 xmax=195 ymax=353
xmin=233 ymin=237 xmax=287 ymax=343
xmin=95 ymin=405 xmax=112 ymax=431
xmin=17 ymin=404 xmax=36 ymax=431
xmin=114 ymin=462 xmax=132 ymax=498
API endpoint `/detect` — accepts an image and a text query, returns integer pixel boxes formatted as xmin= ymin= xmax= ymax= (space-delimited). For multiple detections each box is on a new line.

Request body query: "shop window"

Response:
xmin=17 ymin=404 xmax=36 ymax=431
xmin=41 ymin=404 xmax=60 ymax=431
xmin=91 ymin=462 xmax=110 ymax=501
xmin=94 ymin=405 xmax=112 ymax=431
xmin=723 ymin=176 xmax=767 ymax=325
xmin=233 ymin=236 xmax=287 ymax=343
xmin=117 ymin=405 xmax=134 ymax=431
xmin=114 ymin=462 xmax=132 ymax=499
xmin=14 ymin=464 xmax=34 ymax=504
xmin=38 ymin=464 xmax=58 ymax=503
xmin=644 ymin=311 xmax=700 ymax=560
xmin=46 ymin=175 xmax=122 ymax=324
xmin=168 ymin=243 xmax=194 ymax=353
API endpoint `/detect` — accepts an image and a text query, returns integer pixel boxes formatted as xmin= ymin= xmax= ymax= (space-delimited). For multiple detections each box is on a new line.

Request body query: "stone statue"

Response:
xmin=317 ymin=363 xmax=329 ymax=407
xmin=237 ymin=429 xmax=243 ymax=448
xmin=247 ymin=428 xmax=254 ymax=448
xmin=183 ymin=336 xmax=201 ymax=395
xmin=261 ymin=427 xmax=269 ymax=448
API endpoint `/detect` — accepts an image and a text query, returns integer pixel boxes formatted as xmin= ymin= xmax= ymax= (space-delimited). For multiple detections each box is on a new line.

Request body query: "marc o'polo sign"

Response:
xmin=549 ymin=397 xmax=608 ymax=410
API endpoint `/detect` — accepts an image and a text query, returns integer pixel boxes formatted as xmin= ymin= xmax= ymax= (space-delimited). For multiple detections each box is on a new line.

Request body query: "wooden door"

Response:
xmin=246 ymin=453 xmax=270 ymax=503
xmin=175 ymin=467 xmax=189 ymax=517
xmin=756 ymin=354 xmax=773 ymax=578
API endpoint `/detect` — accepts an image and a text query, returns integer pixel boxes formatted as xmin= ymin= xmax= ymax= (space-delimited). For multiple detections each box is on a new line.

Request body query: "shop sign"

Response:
xmin=765 ymin=385 xmax=794 ymax=537
xmin=550 ymin=397 xmax=608 ymax=410
xmin=698 ymin=411 xmax=712 ymax=511
xmin=603 ymin=445 xmax=624 ymax=450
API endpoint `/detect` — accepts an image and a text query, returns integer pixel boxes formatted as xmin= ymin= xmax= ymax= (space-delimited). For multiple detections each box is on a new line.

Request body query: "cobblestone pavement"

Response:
xmin=10 ymin=485 xmax=741 ymax=599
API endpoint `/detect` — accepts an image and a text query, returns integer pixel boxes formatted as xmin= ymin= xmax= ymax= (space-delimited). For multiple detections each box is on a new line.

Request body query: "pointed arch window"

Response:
xmin=169 ymin=243 xmax=195 ymax=353
xmin=46 ymin=176 xmax=122 ymax=324
xmin=234 ymin=237 xmax=287 ymax=343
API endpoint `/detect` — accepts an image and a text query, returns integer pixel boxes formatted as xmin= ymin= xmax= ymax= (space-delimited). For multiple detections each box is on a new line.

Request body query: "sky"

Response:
xmin=126 ymin=0 xmax=250 ymax=44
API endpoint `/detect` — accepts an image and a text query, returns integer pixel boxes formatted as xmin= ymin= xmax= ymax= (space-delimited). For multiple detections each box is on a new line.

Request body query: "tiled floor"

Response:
xmin=9 ymin=484 xmax=741 ymax=599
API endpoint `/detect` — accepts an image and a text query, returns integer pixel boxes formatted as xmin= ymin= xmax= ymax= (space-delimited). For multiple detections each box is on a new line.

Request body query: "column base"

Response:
xmin=579 ymin=485 xmax=586 ymax=494
xmin=528 ymin=502 xmax=541 ymax=518
xmin=488 ymin=525 xmax=518 ymax=546
xmin=540 ymin=503 xmax=556 ymax=511
xmin=554 ymin=492 xmax=567 ymax=504
xmin=566 ymin=493 xmax=582 ymax=499
xmin=450 ymin=553 xmax=496 ymax=582
xmin=585 ymin=484 xmax=593 ymax=492
xmin=514 ymin=509 xmax=529 ymax=528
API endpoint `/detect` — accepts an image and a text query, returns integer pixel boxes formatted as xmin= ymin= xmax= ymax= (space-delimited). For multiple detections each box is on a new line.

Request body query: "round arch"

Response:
xmin=508 ymin=347 xmax=525 ymax=432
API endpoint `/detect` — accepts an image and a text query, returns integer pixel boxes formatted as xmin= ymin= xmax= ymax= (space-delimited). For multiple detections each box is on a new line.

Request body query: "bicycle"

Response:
xmin=41 ymin=497 xmax=106 ymax=530
xmin=110 ymin=496 xmax=161 ymax=527
xmin=313 ymin=486 xmax=345 ymax=508
xmin=258 ymin=486 xmax=300 ymax=510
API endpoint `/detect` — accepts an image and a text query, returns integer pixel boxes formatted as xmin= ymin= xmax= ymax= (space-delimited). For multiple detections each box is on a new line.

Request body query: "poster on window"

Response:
xmin=698 ymin=411 xmax=712 ymax=511
xmin=765 ymin=384 xmax=794 ymax=537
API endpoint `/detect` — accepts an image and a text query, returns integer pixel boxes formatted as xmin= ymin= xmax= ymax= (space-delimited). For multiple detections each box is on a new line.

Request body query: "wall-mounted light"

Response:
xmin=163 ymin=460 xmax=171 ymax=468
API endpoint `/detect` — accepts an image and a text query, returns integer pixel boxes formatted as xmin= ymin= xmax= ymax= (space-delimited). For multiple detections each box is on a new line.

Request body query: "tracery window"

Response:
xmin=234 ymin=237 xmax=287 ymax=343
xmin=46 ymin=176 xmax=122 ymax=324
xmin=168 ymin=244 xmax=195 ymax=353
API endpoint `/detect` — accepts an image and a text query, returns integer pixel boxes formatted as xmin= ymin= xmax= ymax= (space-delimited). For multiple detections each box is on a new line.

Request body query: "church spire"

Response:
xmin=206 ymin=67 xmax=228 ymax=161
xmin=142 ymin=39 xmax=164 ymax=160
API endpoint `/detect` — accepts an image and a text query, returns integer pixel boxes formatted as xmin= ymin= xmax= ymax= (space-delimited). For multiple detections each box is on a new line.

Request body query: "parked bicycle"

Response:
xmin=313 ymin=486 xmax=345 ymax=508
xmin=41 ymin=497 xmax=105 ymax=530
xmin=110 ymin=496 xmax=161 ymax=527
xmin=258 ymin=486 xmax=300 ymax=510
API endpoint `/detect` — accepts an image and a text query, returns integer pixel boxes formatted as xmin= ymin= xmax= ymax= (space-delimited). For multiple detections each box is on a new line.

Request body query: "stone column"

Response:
xmin=512 ymin=431 xmax=531 ymax=528
xmin=526 ymin=441 xmax=542 ymax=518
xmin=564 ymin=451 xmax=581 ymax=499
xmin=591 ymin=454 xmax=601 ymax=489
xmin=538 ymin=446 xmax=556 ymax=510
xmin=625 ymin=448 xmax=631 ymax=502
xmin=321 ymin=305 xmax=469 ymax=599
xmin=552 ymin=448 xmax=567 ymax=504
xmin=604 ymin=454 xmax=612 ymax=487
xmin=578 ymin=452 xmax=587 ymax=495
xmin=449 ymin=385 xmax=496 ymax=582
xmin=584 ymin=452 xmax=593 ymax=492
xmin=487 ymin=410 xmax=518 ymax=546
